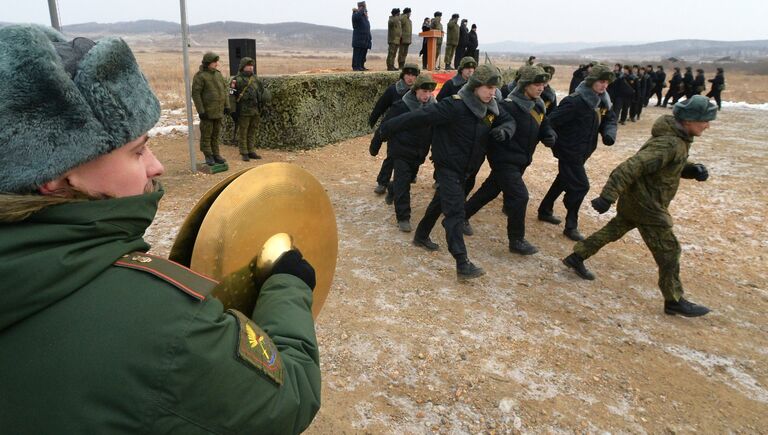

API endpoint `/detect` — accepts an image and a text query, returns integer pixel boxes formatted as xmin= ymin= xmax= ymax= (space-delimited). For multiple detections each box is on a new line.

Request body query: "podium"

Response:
xmin=418 ymin=30 xmax=444 ymax=71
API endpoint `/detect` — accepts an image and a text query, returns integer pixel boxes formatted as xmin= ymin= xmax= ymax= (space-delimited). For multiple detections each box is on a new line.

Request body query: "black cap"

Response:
xmin=452 ymin=13 xmax=460 ymax=19
xmin=434 ymin=11 xmax=442 ymax=17
xmin=403 ymin=7 xmax=411 ymax=14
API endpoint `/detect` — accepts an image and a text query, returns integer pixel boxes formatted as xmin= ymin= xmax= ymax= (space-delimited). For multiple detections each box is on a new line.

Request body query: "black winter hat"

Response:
xmin=452 ymin=13 xmax=460 ymax=19
xmin=391 ymin=8 xmax=400 ymax=15
xmin=403 ymin=7 xmax=411 ymax=14
xmin=434 ymin=11 xmax=442 ymax=17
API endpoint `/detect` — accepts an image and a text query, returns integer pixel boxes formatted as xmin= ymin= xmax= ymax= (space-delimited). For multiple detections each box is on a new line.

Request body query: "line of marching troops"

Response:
xmin=368 ymin=61 xmax=720 ymax=317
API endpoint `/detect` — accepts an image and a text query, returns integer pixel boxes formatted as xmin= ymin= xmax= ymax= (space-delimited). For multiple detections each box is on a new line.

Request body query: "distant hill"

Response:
xmin=4 ymin=20 xmax=766 ymax=60
xmin=578 ymin=39 xmax=768 ymax=60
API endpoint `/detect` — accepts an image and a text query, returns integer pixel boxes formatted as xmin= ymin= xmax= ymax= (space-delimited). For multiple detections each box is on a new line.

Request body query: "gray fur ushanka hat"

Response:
xmin=0 ymin=25 xmax=160 ymax=193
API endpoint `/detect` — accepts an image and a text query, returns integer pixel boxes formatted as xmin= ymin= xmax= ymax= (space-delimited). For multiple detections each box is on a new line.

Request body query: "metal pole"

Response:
xmin=48 ymin=0 xmax=61 ymax=31
xmin=180 ymin=0 xmax=197 ymax=171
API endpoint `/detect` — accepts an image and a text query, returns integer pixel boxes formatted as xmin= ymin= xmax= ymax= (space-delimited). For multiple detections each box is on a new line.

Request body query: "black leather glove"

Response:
xmin=591 ymin=196 xmax=612 ymax=214
xmin=198 ymin=112 xmax=209 ymax=120
xmin=369 ymin=134 xmax=383 ymax=156
xmin=603 ymin=135 xmax=615 ymax=146
xmin=541 ymin=133 xmax=557 ymax=148
xmin=681 ymin=164 xmax=709 ymax=181
xmin=223 ymin=107 xmax=231 ymax=116
xmin=490 ymin=127 xmax=508 ymax=142
xmin=270 ymin=250 xmax=316 ymax=291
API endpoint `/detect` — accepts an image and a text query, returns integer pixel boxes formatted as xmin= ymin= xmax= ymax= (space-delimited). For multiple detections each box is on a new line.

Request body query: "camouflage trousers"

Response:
xmin=387 ymin=43 xmax=399 ymax=70
xmin=444 ymin=44 xmax=457 ymax=68
xmin=397 ymin=43 xmax=410 ymax=69
xmin=434 ymin=42 xmax=442 ymax=68
xmin=574 ymin=214 xmax=684 ymax=302
xmin=236 ymin=113 xmax=260 ymax=154
xmin=199 ymin=118 xmax=222 ymax=156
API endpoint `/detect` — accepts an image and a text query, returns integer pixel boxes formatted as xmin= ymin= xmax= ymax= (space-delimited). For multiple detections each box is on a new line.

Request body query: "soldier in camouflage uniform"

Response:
xmin=386 ymin=8 xmax=402 ymax=71
xmin=430 ymin=12 xmax=444 ymax=69
xmin=192 ymin=52 xmax=230 ymax=165
xmin=563 ymin=95 xmax=717 ymax=317
xmin=397 ymin=8 xmax=413 ymax=69
xmin=444 ymin=14 xmax=460 ymax=70
xmin=231 ymin=57 xmax=270 ymax=161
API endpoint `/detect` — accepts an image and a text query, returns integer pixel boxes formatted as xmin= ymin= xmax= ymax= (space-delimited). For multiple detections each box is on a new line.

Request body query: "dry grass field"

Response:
xmin=135 ymin=49 xmax=768 ymax=433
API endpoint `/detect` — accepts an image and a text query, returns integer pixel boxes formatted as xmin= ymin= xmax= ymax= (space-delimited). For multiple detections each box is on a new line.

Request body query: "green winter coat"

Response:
xmin=192 ymin=65 xmax=230 ymax=119
xmin=400 ymin=15 xmax=412 ymax=44
xmin=233 ymin=57 xmax=269 ymax=117
xmin=446 ymin=18 xmax=459 ymax=46
xmin=600 ymin=115 xmax=699 ymax=227
xmin=388 ymin=15 xmax=402 ymax=44
xmin=0 ymin=188 xmax=321 ymax=434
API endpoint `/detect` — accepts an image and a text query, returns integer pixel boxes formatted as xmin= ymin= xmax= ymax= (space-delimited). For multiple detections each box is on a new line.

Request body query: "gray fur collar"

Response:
xmin=402 ymin=90 xmax=436 ymax=111
xmin=458 ymin=84 xmax=500 ymax=119
xmin=451 ymin=73 xmax=467 ymax=86
xmin=505 ymin=88 xmax=546 ymax=113
xmin=395 ymin=79 xmax=409 ymax=95
xmin=575 ymin=82 xmax=612 ymax=110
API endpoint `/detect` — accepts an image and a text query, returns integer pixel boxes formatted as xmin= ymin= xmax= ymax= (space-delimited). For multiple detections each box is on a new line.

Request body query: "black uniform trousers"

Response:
xmin=630 ymin=99 xmax=643 ymax=120
xmin=706 ymin=90 xmax=722 ymax=110
xmin=352 ymin=47 xmax=367 ymax=70
xmin=619 ymin=99 xmax=632 ymax=123
xmin=663 ymin=88 xmax=680 ymax=107
xmin=415 ymin=166 xmax=470 ymax=263
xmin=538 ymin=159 xmax=589 ymax=230
xmin=465 ymin=166 xmax=529 ymax=241
xmin=387 ymin=159 xmax=422 ymax=221
xmin=654 ymin=86 xmax=664 ymax=105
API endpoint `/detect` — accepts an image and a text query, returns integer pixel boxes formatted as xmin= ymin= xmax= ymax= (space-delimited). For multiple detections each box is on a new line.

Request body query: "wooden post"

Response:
xmin=418 ymin=30 xmax=444 ymax=71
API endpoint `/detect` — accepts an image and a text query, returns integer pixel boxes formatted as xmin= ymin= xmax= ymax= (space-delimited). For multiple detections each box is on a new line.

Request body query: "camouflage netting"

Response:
xmin=222 ymin=72 xmax=399 ymax=150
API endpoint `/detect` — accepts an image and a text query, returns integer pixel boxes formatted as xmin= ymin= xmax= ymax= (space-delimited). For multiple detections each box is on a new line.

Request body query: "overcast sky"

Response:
xmin=6 ymin=0 xmax=768 ymax=44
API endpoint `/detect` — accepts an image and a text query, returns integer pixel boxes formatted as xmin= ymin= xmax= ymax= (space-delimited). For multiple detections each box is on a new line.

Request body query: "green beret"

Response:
xmin=673 ymin=95 xmax=718 ymax=122
xmin=0 ymin=25 xmax=160 ymax=194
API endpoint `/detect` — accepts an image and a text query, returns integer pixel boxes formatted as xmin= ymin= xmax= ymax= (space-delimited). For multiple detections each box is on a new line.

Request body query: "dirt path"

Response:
xmin=144 ymin=105 xmax=768 ymax=434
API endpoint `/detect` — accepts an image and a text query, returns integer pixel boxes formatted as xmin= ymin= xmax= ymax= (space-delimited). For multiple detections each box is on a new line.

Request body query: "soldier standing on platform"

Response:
xmin=563 ymin=96 xmax=717 ymax=318
xmin=386 ymin=8 xmax=402 ymax=71
xmin=351 ymin=2 xmax=371 ymax=71
xmin=465 ymin=24 xmax=479 ymax=62
xmin=397 ymin=8 xmax=413 ymax=69
xmin=419 ymin=17 xmax=431 ymax=69
xmin=430 ymin=12 xmax=444 ymax=69
xmin=455 ymin=19 xmax=469 ymax=70
xmin=192 ymin=52 xmax=230 ymax=166
xmin=369 ymin=64 xmax=421 ymax=195
xmin=537 ymin=64 xmax=618 ymax=242
xmin=444 ymin=14 xmax=460 ymax=70
xmin=380 ymin=65 xmax=515 ymax=279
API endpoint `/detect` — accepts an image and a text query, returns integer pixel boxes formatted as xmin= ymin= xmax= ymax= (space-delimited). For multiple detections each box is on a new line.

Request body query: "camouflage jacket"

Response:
xmin=600 ymin=115 xmax=700 ymax=227
xmin=192 ymin=66 xmax=230 ymax=119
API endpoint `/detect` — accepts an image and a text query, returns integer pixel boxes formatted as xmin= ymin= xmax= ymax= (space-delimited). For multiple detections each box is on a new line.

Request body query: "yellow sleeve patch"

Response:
xmin=227 ymin=309 xmax=284 ymax=385
xmin=451 ymin=94 xmax=462 ymax=100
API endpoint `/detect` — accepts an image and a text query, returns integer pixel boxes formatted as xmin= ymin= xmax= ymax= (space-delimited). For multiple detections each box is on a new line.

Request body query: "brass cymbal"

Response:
xmin=171 ymin=163 xmax=337 ymax=319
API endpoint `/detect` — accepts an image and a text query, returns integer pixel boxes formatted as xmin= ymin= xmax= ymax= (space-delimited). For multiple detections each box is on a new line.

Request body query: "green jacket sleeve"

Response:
xmin=191 ymin=72 xmax=205 ymax=115
xmin=151 ymin=274 xmax=320 ymax=435
xmin=600 ymin=138 xmax=678 ymax=203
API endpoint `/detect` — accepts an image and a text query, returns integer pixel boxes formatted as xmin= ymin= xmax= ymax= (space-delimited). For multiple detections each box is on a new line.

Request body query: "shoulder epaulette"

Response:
xmin=451 ymin=94 xmax=462 ymax=100
xmin=114 ymin=252 xmax=218 ymax=301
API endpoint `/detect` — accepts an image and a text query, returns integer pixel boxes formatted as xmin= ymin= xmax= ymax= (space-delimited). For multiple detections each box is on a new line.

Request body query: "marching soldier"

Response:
xmin=693 ymin=68 xmax=706 ymax=96
xmin=653 ymin=65 xmax=666 ymax=106
xmin=397 ymin=8 xmax=413 ymax=69
xmin=192 ymin=52 xmax=230 ymax=166
xmin=444 ymin=13 xmax=460 ymax=70
xmin=436 ymin=56 xmax=477 ymax=101
xmin=537 ymin=63 xmax=558 ymax=115
xmin=231 ymin=57 xmax=270 ymax=161
xmin=464 ymin=65 xmax=557 ymax=255
xmin=386 ymin=8 xmax=402 ymax=71
xmin=381 ymin=74 xmax=438 ymax=232
xmin=662 ymin=67 xmax=683 ymax=107
xmin=369 ymin=63 xmax=420 ymax=194
xmin=380 ymin=64 xmax=515 ymax=279
xmin=0 ymin=24 xmax=321 ymax=433
xmin=682 ymin=66 xmax=694 ymax=99
xmin=707 ymin=67 xmax=725 ymax=110
xmin=563 ymin=96 xmax=717 ymax=317
xmin=537 ymin=64 xmax=618 ymax=242
xmin=617 ymin=65 xmax=636 ymax=125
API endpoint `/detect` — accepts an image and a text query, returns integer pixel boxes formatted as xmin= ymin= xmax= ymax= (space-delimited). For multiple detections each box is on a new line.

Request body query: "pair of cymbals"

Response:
xmin=169 ymin=163 xmax=337 ymax=319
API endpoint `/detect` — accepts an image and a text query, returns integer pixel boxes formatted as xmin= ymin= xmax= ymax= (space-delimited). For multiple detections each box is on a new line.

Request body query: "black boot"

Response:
xmin=509 ymin=239 xmax=539 ymax=255
xmin=241 ymin=153 xmax=250 ymax=162
xmin=664 ymin=298 xmax=711 ymax=317
xmin=398 ymin=220 xmax=412 ymax=232
xmin=203 ymin=154 xmax=215 ymax=166
xmin=538 ymin=212 xmax=562 ymax=225
xmin=385 ymin=188 xmax=394 ymax=205
xmin=457 ymin=260 xmax=485 ymax=279
xmin=374 ymin=184 xmax=387 ymax=195
xmin=563 ymin=228 xmax=584 ymax=241
xmin=462 ymin=220 xmax=474 ymax=236
xmin=413 ymin=236 xmax=439 ymax=251
xmin=562 ymin=253 xmax=595 ymax=280
xmin=248 ymin=151 xmax=262 ymax=160
xmin=213 ymin=154 xmax=227 ymax=164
